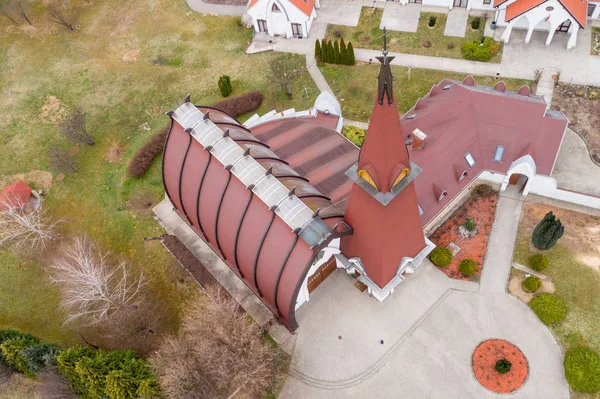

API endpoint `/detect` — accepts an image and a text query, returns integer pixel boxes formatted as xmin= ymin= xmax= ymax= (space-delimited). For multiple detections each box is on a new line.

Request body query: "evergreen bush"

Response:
xmin=314 ymin=39 xmax=321 ymax=61
xmin=21 ymin=343 xmax=60 ymax=373
xmin=459 ymin=259 xmax=477 ymax=276
xmin=532 ymin=211 xmax=564 ymax=250
xmin=465 ymin=217 xmax=476 ymax=232
xmin=347 ymin=42 xmax=355 ymax=65
xmin=564 ymin=348 xmax=600 ymax=392
xmin=471 ymin=17 xmax=481 ymax=30
xmin=218 ymin=75 xmax=232 ymax=97
xmin=340 ymin=38 xmax=348 ymax=65
xmin=0 ymin=329 xmax=26 ymax=364
xmin=495 ymin=358 xmax=512 ymax=374
xmin=529 ymin=293 xmax=567 ymax=325
xmin=0 ymin=336 xmax=40 ymax=375
xmin=428 ymin=15 xmax=437 ymax=27
xmin=430 ymin=247 xmax=453 ymax=268
xmin=461 ymin=37 xmax=500 ymax=62
xmin=529 ymin=254 xmax=548 ymax=271
xmin=333 ymin=40 xmax=340 ymax=64
xmin=321 ymin=39 xmax=328 ymax=62
xmin=342 ymin=125 xmax=365 ymax=146
xmin=523 ymin=275 xmax=542 ymax=293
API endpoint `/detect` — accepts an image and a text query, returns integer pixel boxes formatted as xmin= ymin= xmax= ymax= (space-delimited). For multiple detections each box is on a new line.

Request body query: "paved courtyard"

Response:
xmin=280 ymin=194 xmax=569 ymax=398
xmin=553 ymin=128 xmax=600 ymax=197
xmin=380 ymin=3 xmax=421 ymax=33
xmin=444 ymin=9 xmax=468 ymax=38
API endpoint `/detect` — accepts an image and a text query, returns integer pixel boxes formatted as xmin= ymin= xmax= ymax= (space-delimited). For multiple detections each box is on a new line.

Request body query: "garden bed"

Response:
xmin=553 ymin=83 xmax=600 ymax=164
xmin=325 ymin=8 xmax=502 ymax=62
xmin=428 ymin=188 xmax=498 ymax=281
xmin=592 ymin=27 xmax=600 ymax=56
xmin=472 ymin=339 xmax=528 ymax=393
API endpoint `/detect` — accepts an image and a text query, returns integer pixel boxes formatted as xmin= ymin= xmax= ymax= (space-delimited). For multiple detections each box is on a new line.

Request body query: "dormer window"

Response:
xmin=459 ymin=170 xmax=467 ymax=181
xmin=272 ymin=3 xmax=281 ymax=11
xmin=464 ymin=152 xmax=476 ymax=168
xmin=418 ymin=203 xmax=424 ymax=216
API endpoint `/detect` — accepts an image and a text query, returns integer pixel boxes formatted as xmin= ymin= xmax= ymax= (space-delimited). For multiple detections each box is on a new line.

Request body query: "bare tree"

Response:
xmin=47 ymin=0 xmax=78 ymax=31
xmin=0 ymin=2 xmax=19 ymax=25
xmin=47 ymin=145 xmax=77 ymax=173
xmin=0 ymin=197 xmax=59 ymax=255
xmin=8 ymin=0 xmax=31 ymax=25
xmin=151 ymin=286 xmax=288 ymax=399
xmin=50 ymin=236 xmax=148 ymax=326
xmin=58 ymin=107 xmax=93 ymax=145
xmin=269 ymin=55 xmax=298 ymax=99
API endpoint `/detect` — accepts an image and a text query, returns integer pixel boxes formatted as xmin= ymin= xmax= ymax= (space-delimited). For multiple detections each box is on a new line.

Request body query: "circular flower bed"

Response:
xmin=472 ymin=339 xmax=528 ymax=393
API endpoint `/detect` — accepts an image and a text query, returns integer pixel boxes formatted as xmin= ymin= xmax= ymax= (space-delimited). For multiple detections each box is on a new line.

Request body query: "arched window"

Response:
xmin=272 ymin=3 xmax=281 ymax=12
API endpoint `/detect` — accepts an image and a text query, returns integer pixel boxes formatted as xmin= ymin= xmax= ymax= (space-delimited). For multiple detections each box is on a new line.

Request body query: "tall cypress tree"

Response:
xmin=321 ymin=39 xmax=328 ymax=63
xmin=328 ymin=41 xmax=335 ymax=63
xmin=333 ymin=40 xmax=340 ymax=64
xmin=532 ymin=211 xmax=564 ymax=250
xmin=314 ymin=39 xmax=322 ymax=61
xmin=347 ymin=41 xmax=355 ymax=65
xmin=340 ymin=38 xmax=347 ymax=65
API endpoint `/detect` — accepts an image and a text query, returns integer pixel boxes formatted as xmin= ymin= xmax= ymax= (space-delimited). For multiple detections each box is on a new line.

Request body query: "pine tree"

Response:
xmin=532 ymin=211 xmax=564 ymax=250
xmin=347 ymin=42 xmax=355 ymax=65
xmin=321 ymin=39 xmax=328 ymax=63
xmin=314 ymin=39 xmax=321 ymax=61
xmin=333 ymin=40 xmax=340 ymax=64
xmin=340 ymin=38 xmax=348 ymax=65
xmin=328 ymin=41 xmax=334 ymax=63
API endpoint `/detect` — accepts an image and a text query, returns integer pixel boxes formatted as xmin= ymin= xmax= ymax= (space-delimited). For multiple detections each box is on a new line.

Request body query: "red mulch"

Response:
xmin=429 ymin=194 xmax=497 ymax=280
xmin=472 ymin=339 xmax=529 ymax=393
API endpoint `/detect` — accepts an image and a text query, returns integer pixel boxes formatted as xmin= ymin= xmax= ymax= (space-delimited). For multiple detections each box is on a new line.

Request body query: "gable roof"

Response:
xmin=0 ymin=181 xmax=32 ymax=209
xmin=504 ymin=0 xmax=587 ymax=28
xmin=247 ymin=0 xmax=315 ymax=17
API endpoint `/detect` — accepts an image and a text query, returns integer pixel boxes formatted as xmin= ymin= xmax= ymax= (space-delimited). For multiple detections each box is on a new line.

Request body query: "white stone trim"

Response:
xmin=500 ymin=154 xmax=536 ymax=195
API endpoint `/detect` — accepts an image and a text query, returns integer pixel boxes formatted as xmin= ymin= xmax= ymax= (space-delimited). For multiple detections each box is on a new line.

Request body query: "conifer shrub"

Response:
xmin=529 ymin=293 xmax=567 ymax=325
xmin=211 ymin=91 xmax=263 ymax=117
xmin=532 ymin=211 xmax=564 ymax=250
xmin=0 ymin=329 xmax=26 ymax=364
xmin=342 ymin=125 xmax=365 ymax=146
xmin=529 ymin=254 xmax=548 ymax=272
xmin=21 ymin=343 xmax=60 ymax=374
xmin=428 ymin=15 xmax=437 ymax=27
xmin=495 ymin=359 xmax=512 ymax=374
xmin=218 ymin=75 xmax=232 ymax=97
xmin=328 ymin=41 xmax=334 ymax=63
xmin=340 ymin=38 xmax=348 ymax=65
xmin=465 ymin=217 xmax=476 ymax=232
xmin=459 ymin=259 xmax=477 ymax=276
xmin=430 ymin=247 xmax=453 ymax=268
xmin=314 ymin=39 xmax=322 ymax=61
xmin=564 ymin=348 xmax=600 ymax=392
xmin=333 ymin=40 xmax=340 ymax=64
xmin=321 ymin=39 xmax=328 ymax=62
xmin=522 ymin=275 xmax=542 ymax=293
xmin=471 ymin=17 xmax=481 ymax=30
xmin=128 ymin=126 xmax=169 ymax=178
xmin=347 ymin=42 xmax=355 ymax=65
xmin=0 ymin=336 xmax=40 ymax=375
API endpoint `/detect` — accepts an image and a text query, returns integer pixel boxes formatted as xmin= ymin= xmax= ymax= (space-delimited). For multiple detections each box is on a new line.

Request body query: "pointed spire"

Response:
xmin=376 ymin=27 xmax=396 ymax=105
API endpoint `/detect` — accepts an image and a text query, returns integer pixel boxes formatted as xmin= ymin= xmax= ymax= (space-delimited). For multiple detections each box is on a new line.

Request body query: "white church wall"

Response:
xmin=589 ymin=2 xmax=600 ymax=19
xmin=467 ymin=0 xmax=496 ymax=12
xmin=529 ymin=175 xmax=600 ymax=210
xmin=247 ymin=0 xmax=314 ymax=38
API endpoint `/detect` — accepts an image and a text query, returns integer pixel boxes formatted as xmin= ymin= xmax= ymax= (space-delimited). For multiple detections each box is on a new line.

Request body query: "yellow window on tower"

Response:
xmin=358 ymin=169 xmax=378 ymax=190
xmin=391 ymin=167 xmax=410 ymax=190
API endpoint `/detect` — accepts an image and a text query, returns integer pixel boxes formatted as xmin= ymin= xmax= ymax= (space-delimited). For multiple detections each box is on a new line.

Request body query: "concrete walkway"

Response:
xmin=381 ymin=3 xmax=420 ymax=33
xmin=479 ymin=191 xmax=524 ymax=293
xmin=536 ymin=67 xmax=559 ymax=108
xmin=444 ymin=9 xmax=468 ymax=38
xmin=186 ymin=0 xmax=244 ymax=16
xmin=306 ymin=54 xmax=333 ymax=94
xmin=553 ymin=128 xmax=600 ymax=197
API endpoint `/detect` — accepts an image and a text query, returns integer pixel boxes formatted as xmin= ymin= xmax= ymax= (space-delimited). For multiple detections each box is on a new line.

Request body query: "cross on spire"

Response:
xmin=376 ymin=26 xmax=395 ymax=105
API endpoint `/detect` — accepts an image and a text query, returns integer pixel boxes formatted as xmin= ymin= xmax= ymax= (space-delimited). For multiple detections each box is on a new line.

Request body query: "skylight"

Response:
xmin=494 ymin=145 xmax=505 ymax=162
xmin=464 ymin=152 xmax=476 ymax=168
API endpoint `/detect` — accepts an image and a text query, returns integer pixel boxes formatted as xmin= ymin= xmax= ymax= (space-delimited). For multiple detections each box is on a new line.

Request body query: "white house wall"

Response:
xmin=590 ymin=2 xmax=600 ymax=19
xmin=247 ymin=0 xmax=314 ymax=38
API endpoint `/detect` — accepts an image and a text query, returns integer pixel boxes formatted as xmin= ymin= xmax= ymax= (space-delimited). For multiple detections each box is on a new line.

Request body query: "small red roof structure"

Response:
xmin=247 ymin=0 xmax=315 ymax=16
xmin=0 ymin=181 xmax=32 ymax=209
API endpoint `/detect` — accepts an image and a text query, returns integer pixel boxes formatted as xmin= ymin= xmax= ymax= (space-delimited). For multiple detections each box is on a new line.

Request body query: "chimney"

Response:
xmin=412 ymin=128 xmax=427 ymax=149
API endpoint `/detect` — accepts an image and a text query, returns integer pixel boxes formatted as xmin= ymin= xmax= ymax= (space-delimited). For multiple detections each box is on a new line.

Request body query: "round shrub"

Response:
xmin=564 ymin=348 xmax=600 ymax=392
xmin=495 ymin=358 xmax=512 ymax=374
xmin=465 ymin=217 xmax=476 ymax=232
xmin=529 ymin=254 xmax=548 ymax=271
xmin=459 ymin=259 xmax=477 ymax=276
xmin=447 ymin=42 xmax=455 ymax=50
xmin=428 ymin=16 xmax=437 ymax=27
xmin=471 ymin=17 xmax=481 ymax=30
xmin=529 ymin=293 xmax=567 ymax=325
xmin=430 ymin=247 xmax=453 ymax=268
xmin=342 ymin=125 xmax=365 ymax=147
xmin=461 ymin=37 xmax=500 ymax=62
xmin=523 ymin=275 xmax=542 ymax=292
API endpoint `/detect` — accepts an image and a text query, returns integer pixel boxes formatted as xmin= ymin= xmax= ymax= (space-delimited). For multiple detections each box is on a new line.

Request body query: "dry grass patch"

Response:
xmin=103 ymin=140 xmax=125 ymax=164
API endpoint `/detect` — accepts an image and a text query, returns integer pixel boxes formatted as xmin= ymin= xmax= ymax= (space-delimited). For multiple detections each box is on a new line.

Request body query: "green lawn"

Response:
xmin=0 ymin=0 xmax=318 ymax=354
xmin=326 ymin=8 xmax=501 ymax=62
xmin=321 ymin=63 xmax=531 ymax=121
xmin=513 ymin=203 xmax=600 ymax=399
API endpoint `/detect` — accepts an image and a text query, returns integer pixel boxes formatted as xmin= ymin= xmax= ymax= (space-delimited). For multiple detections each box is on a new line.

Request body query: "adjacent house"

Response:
xmin=245 ymin=0 xmax=319 ymax=39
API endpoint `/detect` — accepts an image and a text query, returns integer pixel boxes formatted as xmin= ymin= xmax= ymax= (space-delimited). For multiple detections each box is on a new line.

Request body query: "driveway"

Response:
xmin=444 ymin=9 xmax=468 ymax=38
xmin=279 ymin=194 xmax=569 ymax=398
xmin=553 ymin=128 xmax=600 ymax=197
xmin=381 ymin=3 xmax=421 ymax=33
xmin=309 ymin=0 xmax=363 ymax=39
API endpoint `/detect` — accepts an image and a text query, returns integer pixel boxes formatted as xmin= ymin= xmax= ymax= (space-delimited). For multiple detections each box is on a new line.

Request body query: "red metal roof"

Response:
xmin=0 ymin=181 xmax=32 ymax=209
xmin=247 ymin=0 xmax=315 ymax=17
xmin=504 ymin=0 xmax=587 ymax=27
xmin=162 ymin=106 xmax=349 ymax=331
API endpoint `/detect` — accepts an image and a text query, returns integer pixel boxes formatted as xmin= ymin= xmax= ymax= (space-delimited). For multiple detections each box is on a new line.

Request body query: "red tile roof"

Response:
xmin=504 ymin=0 xmax=587 ymax=27
xmin=248 ymin=0 xmax=315 ymax=17
xmin=0 ymin=181 xmax=32 ymax=209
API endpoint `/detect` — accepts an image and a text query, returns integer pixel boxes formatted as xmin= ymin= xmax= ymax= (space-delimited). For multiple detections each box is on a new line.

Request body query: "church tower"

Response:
xmin=341 ymin=32 xmax=427 ymax=289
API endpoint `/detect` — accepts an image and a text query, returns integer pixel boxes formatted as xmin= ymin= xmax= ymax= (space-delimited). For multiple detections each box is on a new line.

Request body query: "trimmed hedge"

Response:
xmin=342 ymin=125 xmax=365 ymax=147
xmin=461 ymin=37 xmax=500 ymax=62
xmin=564 ymin=348 xmax=600 ymax=392
xmin=211 ymin=90 xmax=263 ymax=118
xmin=128 ymin=126 xmax=169 ymax=178
xmin=529 ymin=293 xmax=567 ymax=325
xmin=459 ymin=259 xmax=477 ymax=276
xmin=430 ymin=247 xmax=453 ymax=268
xmin=523 ymin=275 xmax=542 ymax=293
xmin=529 ymin=254 xmax=548 ymax=272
